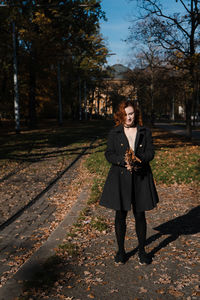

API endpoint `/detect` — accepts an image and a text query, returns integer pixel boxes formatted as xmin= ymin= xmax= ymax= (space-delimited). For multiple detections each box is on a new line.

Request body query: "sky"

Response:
xmin=100 ymin=0 xmax=136 ymax=67
xmin=100 ymin=0 xmax=185 ymax=67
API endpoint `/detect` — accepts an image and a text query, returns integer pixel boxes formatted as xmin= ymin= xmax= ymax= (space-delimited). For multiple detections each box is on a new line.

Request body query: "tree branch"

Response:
xmin=179 ymin=0 xmax=191 ymax=14
xmin=139 ymin=0 xmax=190 ymax=38
xmin=158 ymin=38 xmax=185 ymax=54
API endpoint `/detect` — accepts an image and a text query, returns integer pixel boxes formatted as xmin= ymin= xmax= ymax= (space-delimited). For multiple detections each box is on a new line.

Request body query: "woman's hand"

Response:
xmin=124 ymin=149 xmax=133 ymax=172
xmin=125 ymin=161 xmax=133 ymax=172
xmin=124 ymin=148 xmax=142 ymax=173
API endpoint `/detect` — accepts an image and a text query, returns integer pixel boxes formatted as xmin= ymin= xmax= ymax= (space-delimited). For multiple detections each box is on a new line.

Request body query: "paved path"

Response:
xmin=12 ymin=184 xmax=200 ymax=300
xmin=154 ymin=123 xmax=200 ymax=139
xmin=0 ymin=129 xmax=199 ymax=299
xmin=0 ymin=157 xmax=83 ymax=290
xmin=0 ymin=185 xmax=89 ymax=300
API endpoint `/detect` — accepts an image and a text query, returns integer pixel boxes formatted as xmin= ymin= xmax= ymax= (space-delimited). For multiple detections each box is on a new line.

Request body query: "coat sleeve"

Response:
xmin=137 ymin=128 xmax=155 ymax=163
xmin=105 ymin=131 xmax=126 ymax=167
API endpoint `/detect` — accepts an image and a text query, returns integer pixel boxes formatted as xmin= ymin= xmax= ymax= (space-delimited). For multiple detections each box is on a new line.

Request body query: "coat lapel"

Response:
xmin=114 ymin=125 xmax=129 ymax=148
xmin=135 ymin=126 xmax=145 ymax=152
xmin=114 ymin=124 xmax=145 ymax=151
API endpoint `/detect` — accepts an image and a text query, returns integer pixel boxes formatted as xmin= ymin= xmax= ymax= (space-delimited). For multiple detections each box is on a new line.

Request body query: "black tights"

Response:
xmin=115 ymin=209 xmax=147 ymax=254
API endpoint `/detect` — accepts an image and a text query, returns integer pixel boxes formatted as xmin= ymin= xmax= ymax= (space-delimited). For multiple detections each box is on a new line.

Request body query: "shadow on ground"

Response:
xmin=0 ymin=120 xmax=113 ymax=161
xmin=127 ymin=205 xmax=200 ymax=260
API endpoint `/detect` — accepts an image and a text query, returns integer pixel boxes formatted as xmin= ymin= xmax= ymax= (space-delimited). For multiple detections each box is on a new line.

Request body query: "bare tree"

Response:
xmin=128 ymin=0 xmax=200 ymax=137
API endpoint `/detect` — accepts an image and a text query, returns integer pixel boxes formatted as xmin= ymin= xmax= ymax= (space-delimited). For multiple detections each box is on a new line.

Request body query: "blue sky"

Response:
xmin=100 ymin=0 xmax=135 ymax=67
xmin=100 ymin=0 xmax=185 ymax=67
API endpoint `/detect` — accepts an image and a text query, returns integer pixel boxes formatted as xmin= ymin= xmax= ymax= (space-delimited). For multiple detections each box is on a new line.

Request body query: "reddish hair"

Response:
xmin=114 ymin=100 xmax=143 ymax=127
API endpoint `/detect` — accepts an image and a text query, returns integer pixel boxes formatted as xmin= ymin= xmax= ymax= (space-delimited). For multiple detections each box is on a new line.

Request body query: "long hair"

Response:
xmin=114 ymin=100 xmax=143 ymax=127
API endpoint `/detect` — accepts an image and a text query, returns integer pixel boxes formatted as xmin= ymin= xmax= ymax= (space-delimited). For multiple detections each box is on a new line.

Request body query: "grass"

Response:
xmin=58 ymin=242 xmax=79 ymax=257
xmin=84 ymin=140 xmax=110 ymax=204
xmin=151 ymin=146 xmax=200 ymax=184
xmin=85 ymin=142 xmax=109 ymax=175
xmin=87 ymin=178 xmax=105 ymax=205
xmin=90 ymin=216 xmax=109 ymax=232
xmin=85 ymin=133 xmax=200 ymax=186
xmin=79 ymin=207 xmax=91 ymax=217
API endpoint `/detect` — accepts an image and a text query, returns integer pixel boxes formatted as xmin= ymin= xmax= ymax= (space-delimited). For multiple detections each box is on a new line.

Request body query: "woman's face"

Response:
xmin=124 ymin=106 xmax=135 ymax=127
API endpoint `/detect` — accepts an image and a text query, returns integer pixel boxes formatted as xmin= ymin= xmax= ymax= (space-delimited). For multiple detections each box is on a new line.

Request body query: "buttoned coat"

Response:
xmin=99 ymin=124 xmax=159 ymax=212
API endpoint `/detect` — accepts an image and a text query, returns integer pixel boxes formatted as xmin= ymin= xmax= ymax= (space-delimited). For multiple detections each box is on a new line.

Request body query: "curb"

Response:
xmin=0 ymin=187 xmax=89 ymax=300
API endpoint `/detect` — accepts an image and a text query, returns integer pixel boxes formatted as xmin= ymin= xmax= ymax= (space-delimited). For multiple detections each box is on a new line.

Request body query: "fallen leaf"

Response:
xmin=88 ymin=293 xmax=95 ymax=298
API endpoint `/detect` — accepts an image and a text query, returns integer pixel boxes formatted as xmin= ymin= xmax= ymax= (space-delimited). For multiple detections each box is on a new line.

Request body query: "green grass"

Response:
xmin=87 ymin=178 xmax=105 ymax=204
xmin=85 ymin=142 xmax=109 ymax=176
xmin=151 ymin=146 xmax=200 ymax=184
xmin=58 ymin=242 xmax=79 ymax=257
xmin=66 ymin=232 xmax=77 ymax=238
xmin=90 ymin=216 xmax=108 ymax=232
xmin=85 ymin=141 xmax=110 ymax=204
xmin=85 ymin=138 xmax=200 ymax=185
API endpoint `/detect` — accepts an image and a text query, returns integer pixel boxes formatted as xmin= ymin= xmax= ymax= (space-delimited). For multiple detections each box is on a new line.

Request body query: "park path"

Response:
xmin=0 ymin=156 xmax=83 ymax=287
xmin=155 ymin=123 xmax=200 ymax=139
xmin=14 ymin=183 xmax=200 ymax=300
xmin=0 ymin=135 xmax=97 ymax=288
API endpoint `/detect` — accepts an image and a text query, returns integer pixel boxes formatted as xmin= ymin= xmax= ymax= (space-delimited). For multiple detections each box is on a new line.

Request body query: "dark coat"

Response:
xmin=99 ymin=124 xmax=159 ymax=212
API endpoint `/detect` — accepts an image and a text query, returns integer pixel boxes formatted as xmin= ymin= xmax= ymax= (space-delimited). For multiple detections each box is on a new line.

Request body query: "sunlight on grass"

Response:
xmin=151 ymin=146 xmax=200 ymax=184
xmin=85 ymin=139 xmax=200 ymax=185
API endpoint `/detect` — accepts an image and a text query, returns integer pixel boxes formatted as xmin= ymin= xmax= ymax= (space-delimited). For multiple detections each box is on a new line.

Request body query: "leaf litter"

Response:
xmin=0 ymin=129 xmax=199 ymax=299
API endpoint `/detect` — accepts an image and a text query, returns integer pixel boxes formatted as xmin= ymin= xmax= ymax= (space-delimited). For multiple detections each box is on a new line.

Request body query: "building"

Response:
xmin=91 ymin=64 xmax=137 ymax=117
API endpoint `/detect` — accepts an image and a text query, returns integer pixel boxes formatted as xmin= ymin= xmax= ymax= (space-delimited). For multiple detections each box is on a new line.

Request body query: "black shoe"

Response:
xmin=138 ymin=250 xmax=152 ymax=265
xmin=114 ymin=251 xmax=127 ymax=264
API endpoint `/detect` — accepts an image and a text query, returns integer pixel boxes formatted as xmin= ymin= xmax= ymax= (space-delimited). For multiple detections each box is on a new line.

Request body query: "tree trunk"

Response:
xmin=57 ymin=61 xmax=63 ymax=126
xmin=185 ymin=98 xmax=192 ymax=138
xmin=89 ymin=88 xmax=95 ymax=117
xmin=97 ymin=86 xmax=100 ymax=116
xmin=12 ymin=21 xmax=20 ymax=133
xmin=29 ymin=49 xmax=36 ymax=129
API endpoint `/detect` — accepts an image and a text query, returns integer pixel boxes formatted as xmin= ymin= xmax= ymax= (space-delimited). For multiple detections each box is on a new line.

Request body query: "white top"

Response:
xmin=124 ymin=127 xmax=137 ymax=151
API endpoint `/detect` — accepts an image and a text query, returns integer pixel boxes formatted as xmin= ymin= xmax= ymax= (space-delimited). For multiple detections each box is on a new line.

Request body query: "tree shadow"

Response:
xmin=127 ymin=205 xmax=200 ymax=260
xmin=0 ymin=119 xmax=112 ymax=160
xmin=21 ymin=254 xmax=79 ymax=297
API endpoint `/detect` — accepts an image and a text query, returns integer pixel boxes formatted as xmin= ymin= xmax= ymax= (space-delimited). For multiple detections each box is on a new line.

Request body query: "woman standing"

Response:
xmin=100 ymin=100 xmax=159 ymax=265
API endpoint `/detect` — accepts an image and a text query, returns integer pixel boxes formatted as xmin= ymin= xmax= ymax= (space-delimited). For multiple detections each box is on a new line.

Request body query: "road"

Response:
xmin=154 ymin=122 xmax=200 ymax=139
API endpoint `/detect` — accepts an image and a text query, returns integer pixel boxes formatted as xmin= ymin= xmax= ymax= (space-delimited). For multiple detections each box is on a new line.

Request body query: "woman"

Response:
xmin=100 ymin=100 xmax=159 ymax=265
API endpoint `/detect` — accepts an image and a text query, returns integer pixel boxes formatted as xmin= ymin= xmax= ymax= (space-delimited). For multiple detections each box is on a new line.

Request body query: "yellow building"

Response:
xmin=92 ymin=64 xmax=137 ymax=117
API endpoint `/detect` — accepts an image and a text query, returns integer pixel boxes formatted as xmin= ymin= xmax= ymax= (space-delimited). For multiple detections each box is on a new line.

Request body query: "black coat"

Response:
xmin=99 ymin=124 xmax=159 ymax=212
